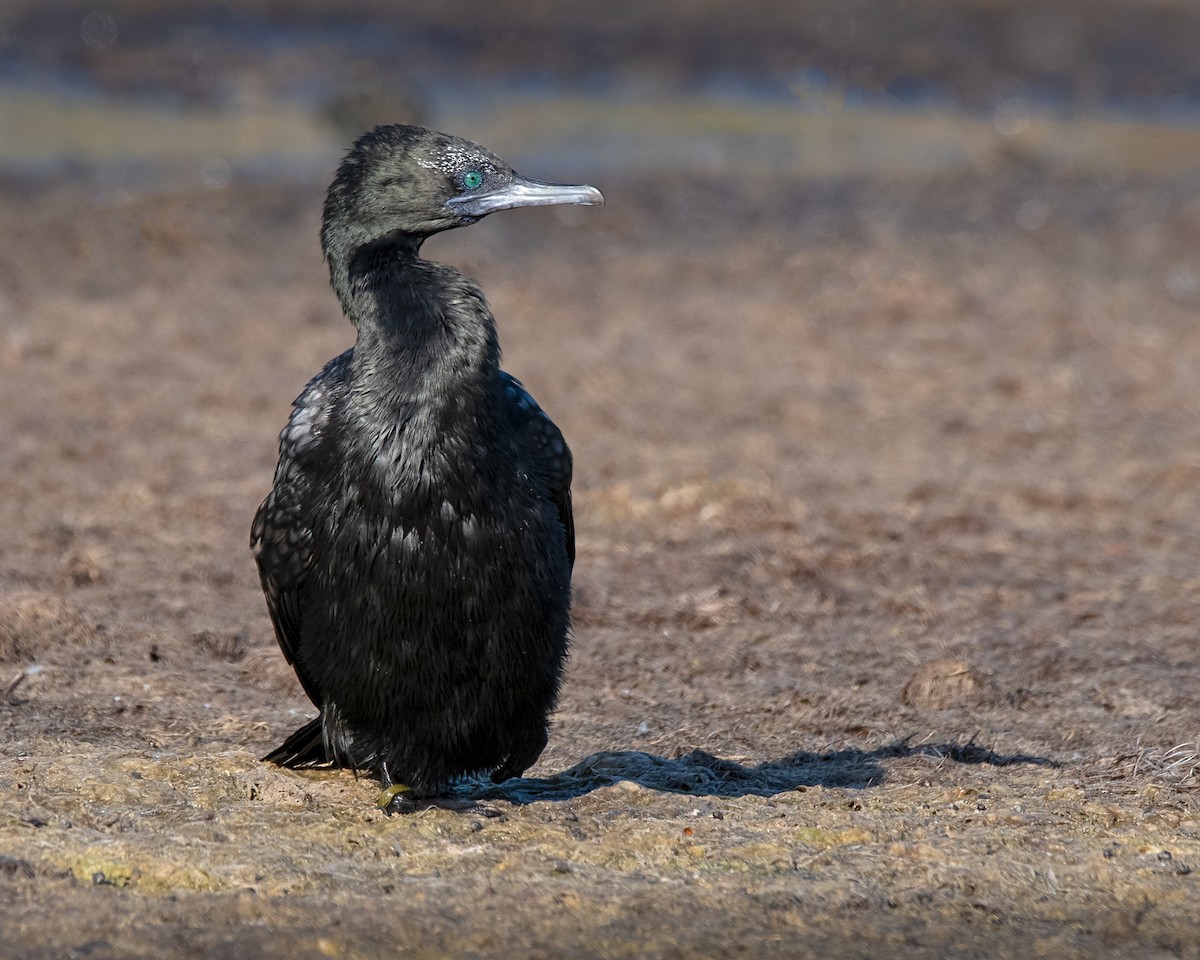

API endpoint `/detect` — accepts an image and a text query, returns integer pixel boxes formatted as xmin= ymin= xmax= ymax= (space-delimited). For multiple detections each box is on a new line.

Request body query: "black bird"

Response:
xmin=251 ymin=124 xmax=602 ymax=804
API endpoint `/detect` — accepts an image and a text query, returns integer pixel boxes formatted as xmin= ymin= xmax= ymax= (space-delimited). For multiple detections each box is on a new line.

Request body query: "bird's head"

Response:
xmin=320 ymin=124 xmax=603 ymax=308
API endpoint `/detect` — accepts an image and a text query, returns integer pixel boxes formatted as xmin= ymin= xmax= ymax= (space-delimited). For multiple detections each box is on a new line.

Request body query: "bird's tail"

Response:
xmin=263 ymin=716 xmax=330 ymax=767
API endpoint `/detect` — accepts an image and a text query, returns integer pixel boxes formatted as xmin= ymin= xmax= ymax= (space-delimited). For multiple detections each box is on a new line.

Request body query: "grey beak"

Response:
xmin=447 ymin=174 xmax=604 ymax=218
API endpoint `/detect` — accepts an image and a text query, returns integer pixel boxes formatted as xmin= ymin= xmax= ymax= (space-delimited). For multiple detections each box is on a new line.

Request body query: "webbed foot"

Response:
xmin=377 ymin=783 xmax=416 ymax=814
xmin=376 ymin=784 xmax=503 ymax=817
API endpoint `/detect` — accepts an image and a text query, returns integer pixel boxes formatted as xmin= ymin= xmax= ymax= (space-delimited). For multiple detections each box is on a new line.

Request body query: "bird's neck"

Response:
xmin=338 ymin=239 xmax=502 ymax=416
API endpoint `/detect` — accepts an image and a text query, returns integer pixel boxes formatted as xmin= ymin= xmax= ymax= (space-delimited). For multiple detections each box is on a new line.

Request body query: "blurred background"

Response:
xmin=3 ymin=0 xmax=1200 ymax=754
xmin=4 ymin=0 xmax=1200 ymax=739
xmin=5 ymin=0 xmax=1200 ymax=189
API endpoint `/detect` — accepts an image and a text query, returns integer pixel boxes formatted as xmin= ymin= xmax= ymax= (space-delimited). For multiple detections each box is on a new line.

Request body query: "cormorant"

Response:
xmin=251 ymin=124 xmax=602 ymax=806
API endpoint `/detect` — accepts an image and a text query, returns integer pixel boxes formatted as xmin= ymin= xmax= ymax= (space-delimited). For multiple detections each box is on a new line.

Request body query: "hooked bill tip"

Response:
xmin=572 ymin=185 xmax=604 ymax=206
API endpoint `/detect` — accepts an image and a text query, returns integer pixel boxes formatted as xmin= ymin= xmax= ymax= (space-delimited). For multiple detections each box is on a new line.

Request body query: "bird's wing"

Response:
xmin=250 ymin=350 xmax=353 ymax=706
xmin=501 ymin=372 xmax=575 ymax=567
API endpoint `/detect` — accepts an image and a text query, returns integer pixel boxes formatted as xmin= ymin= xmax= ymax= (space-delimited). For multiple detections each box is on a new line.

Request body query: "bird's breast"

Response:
xmin=334 ymin=427 xmax=544 ymax=552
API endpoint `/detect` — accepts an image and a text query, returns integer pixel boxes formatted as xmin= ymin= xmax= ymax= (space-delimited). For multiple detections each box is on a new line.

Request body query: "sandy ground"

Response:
xmin=1 ymin=159 xmax=1199 ymax=957
xmin=2 ymin=4 xmax=1200 ymax=954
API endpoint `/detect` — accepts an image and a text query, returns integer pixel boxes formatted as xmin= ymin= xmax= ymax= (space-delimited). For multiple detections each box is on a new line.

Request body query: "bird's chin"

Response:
xmin=447 ymin=175 xmax=604 ymax=219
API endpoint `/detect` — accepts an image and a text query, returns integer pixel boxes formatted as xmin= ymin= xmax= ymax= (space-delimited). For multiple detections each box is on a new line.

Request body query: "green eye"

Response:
xmin=462 ymin=170 xmax=483 ymax=190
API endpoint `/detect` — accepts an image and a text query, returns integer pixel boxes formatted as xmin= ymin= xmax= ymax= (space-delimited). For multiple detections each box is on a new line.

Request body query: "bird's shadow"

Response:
xmin=459 ymin=740 xmax=1058 ymax=806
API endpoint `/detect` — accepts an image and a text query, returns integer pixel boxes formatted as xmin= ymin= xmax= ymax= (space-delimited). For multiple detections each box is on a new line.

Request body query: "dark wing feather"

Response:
xmin=250 ymin=350 xmax=353 ymax=707
xmin=500 ymin=372 xmax=575 ymax=566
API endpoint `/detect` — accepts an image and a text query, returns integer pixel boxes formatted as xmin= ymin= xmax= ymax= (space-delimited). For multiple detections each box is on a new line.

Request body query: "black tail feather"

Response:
xmin=263 ymin=716 xmax=330 ymax=767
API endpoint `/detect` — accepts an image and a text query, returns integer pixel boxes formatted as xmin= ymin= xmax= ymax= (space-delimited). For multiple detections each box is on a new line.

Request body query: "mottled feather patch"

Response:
xmin=460 ymin=514 xmax=479 ymax=542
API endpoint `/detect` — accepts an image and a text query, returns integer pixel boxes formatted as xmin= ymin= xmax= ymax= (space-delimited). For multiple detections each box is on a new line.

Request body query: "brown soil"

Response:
xmin=2 ymin=161 xmax=1198 ymax=958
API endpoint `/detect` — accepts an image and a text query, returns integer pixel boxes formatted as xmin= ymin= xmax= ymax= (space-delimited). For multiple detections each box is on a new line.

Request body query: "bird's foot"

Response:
xmin=376 ymin=783 xmax=504 ymax=817
xmin=377 ymin=783 xmax=416 ymax=814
